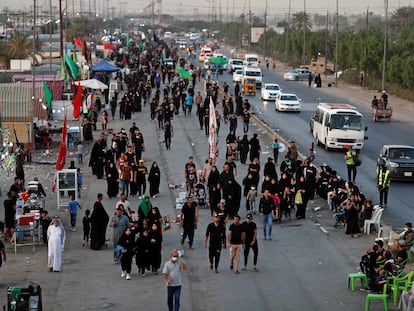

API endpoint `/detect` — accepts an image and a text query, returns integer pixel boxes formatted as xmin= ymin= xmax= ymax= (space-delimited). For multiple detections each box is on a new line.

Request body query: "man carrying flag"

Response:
xmin=208 ymin=97 xmax=219 ymax=165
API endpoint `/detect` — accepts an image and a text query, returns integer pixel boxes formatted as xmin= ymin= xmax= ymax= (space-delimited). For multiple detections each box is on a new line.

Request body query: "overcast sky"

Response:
xmin=3 ymin=0 xmax=413 ymax=17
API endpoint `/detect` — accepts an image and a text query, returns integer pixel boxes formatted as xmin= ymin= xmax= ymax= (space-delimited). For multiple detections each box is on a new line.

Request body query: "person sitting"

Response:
xmin=362 ymin=250 xmax=396 ymax=292
xmin=396 ymin=240 xmax=408 ymax=264
xmin=399 ymin=283 xmax=414 ymax=311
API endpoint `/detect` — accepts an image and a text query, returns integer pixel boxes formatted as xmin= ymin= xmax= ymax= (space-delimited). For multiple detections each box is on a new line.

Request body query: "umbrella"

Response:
xmin=79 ymin=79 xmax=108 ymax=89
xmin=209 ymin=57 xmax=227 ymax=65
xmin=176 ymin=66 xmax=193 ymax=80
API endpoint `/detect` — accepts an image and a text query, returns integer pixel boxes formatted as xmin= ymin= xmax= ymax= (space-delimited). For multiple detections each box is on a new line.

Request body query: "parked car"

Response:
xmin=261 ymin=83 xmax=282 ymax=101
xmin=228 ymin=58 xmax=244 ymax=72
xmin=233 ymin=69 xmax=243 ymax=83
xmin=283 ymin=69 xmax=314 ymax=81
xmin=275 ymin=93 xmax=302 ymax=112
xmin=376 ymin=145 xmax=414 ymax=181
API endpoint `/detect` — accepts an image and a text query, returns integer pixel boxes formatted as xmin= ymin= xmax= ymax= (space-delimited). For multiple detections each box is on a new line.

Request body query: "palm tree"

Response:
xmin=290 ymin=12 xmax=312 ymax=31
xmin=0 ymin=32 xmax=33 ymax=69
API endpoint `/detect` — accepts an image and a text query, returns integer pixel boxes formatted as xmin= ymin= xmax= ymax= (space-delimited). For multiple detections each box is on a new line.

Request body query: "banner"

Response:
xmin=52 ymin=111 xmax=68 ymax=192
xmin=208 ymin=97 xmax=219 ymax=164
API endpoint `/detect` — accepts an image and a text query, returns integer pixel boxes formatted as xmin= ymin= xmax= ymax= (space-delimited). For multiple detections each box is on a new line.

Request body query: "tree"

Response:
xmin=290 ymin=12 xmax=312 ymax=31
xmin=0 ymin=32 xmax=32 ymax=69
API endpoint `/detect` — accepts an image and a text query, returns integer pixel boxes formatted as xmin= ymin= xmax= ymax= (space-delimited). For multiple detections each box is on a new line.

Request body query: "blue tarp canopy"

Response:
xmin=91 ymin=59 xmax=120 ymax=72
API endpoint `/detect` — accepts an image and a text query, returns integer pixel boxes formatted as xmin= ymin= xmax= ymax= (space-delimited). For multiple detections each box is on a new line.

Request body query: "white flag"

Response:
xmin=208 ymin=97 xmax=219 ymax=164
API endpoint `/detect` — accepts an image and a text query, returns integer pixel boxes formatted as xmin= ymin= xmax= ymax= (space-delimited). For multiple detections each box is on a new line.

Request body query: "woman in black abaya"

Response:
xmin=106 ymin=162 xmax=119 ymax=198
xmin=148 ymin=162 xmax=161 ymax=198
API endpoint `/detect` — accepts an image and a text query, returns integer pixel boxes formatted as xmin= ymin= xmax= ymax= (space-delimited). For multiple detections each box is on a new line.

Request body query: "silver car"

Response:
xmin=283 ymin=69 xmax=314 ymax=81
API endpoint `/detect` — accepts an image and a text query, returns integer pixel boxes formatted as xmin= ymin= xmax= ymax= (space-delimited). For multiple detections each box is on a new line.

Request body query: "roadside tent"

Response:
xmin=91 ymin=59 xmax=120 ymax=72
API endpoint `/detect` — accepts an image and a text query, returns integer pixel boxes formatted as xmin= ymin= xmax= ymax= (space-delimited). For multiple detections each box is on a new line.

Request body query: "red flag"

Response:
xmin=72 ymin=82 xmax=83 ymax=119
xmin=56 ymin=112 xmax=68 ymax=171
xmin=75 ymin=37 xmax=82 ymax=46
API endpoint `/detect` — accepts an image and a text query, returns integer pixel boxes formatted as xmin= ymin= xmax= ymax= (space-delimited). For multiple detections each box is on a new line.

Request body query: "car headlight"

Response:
xmin=356 ymin=139 xmax=364 ymax=142
xmin=387 ymin=161 xmax=399 ymax=168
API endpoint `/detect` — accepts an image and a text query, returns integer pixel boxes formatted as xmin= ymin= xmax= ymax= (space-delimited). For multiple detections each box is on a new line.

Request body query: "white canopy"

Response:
xmin=78 ymin=79 xmax=108 ymax=90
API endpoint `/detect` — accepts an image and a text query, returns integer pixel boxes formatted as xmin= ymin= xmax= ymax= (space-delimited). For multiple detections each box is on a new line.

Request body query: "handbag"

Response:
xmin=294 ymin=191 xmax=303 ymax=205
xmin=352 ymin=154 xmax=362 ymax=166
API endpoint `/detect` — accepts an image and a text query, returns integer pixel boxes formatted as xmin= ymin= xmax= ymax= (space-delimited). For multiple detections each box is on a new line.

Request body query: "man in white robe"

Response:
xmin=47 ymin=217 xmax=66 ymax=272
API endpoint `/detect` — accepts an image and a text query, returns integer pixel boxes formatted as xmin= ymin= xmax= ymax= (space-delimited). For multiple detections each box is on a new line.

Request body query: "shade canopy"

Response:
xmin=78 ymin=79 xmax=108 ymax=89
xmin=176 ymin=66 xmax=193 ymax=80
xmin=91 ymin=59 xmax=120 ymax=72
xmin=209 ymin=57 xmax=227 ymax=65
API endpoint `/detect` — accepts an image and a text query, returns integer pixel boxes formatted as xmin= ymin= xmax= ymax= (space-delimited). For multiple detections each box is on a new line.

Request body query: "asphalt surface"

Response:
xmin=0 ymin=57 xmax=410 ymax=310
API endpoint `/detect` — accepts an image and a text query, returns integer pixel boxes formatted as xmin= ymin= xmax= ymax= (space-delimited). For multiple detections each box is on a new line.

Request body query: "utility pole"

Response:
xmin=381 ymin=0 xmax=388 ymax=92
xmin=32 ymin=0 xmax=37 ymax=106
xmin=335 ymin=0 xmax=338 ymax=86
xmin=284 ymin=0 xmax=291 ymax=65
xmin=363 ymin=6 xmax=368 ymax=87
xmin=263 ymin=0 xmax=267 ymax=60
xmin=302 ymin=0 xmax=306 ymax=66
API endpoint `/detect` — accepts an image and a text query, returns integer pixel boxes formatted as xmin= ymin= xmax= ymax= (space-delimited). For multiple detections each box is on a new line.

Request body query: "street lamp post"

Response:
xmin=32 ymin=0 xmax=36 ymax=105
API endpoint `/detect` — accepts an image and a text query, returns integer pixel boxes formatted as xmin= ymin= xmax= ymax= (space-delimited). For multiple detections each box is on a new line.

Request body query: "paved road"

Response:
xmin=221 ymin=55 xmax=414 ymax=230
xmin=0 ymin=64 xmax=404 ymax=311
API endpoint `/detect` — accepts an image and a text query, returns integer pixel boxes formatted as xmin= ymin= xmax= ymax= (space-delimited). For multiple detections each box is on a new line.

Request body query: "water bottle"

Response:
xmin=16 ymin=198 xmax=23 ymax=216
xmin=25 ymin=256 xmax=30 ymax=264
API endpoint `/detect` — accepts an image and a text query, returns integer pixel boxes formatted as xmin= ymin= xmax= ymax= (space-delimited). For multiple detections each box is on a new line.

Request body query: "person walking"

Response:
xmin=259 ymin=189 xmax=276 ymax=240
xmin=344 ymin=145 xmax=358 ymax=182
xmin=148 ymin=162 xmax=161 ymax=198
xmin=90 ymin=193 xmax=110 ymax=250
xmin=117 ymin=227 xmax=135 ymax=280
xmin=377 ymin=163 xmax=391 ymax=207
xmin=228 ymin=215 xmax=244 ymax=274
xmin=180 ymin=195 xmax=199 ymax=249
xmin=205 ymin=213 xmax=226 ymax=273
xmin=111 ymin=207 xmax=130 ymax=253
xmin=163 ymin=249 xmax=187 ymax=311
xmin=242 ymin=214 xmax=258 ymax=271
xmin=164 ymin=120 xmax=174 ymax=150
xmin=47 ymin=216 xmax=66 ymax=272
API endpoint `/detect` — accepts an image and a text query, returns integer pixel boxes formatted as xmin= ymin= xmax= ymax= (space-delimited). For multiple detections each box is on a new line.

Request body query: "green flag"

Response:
xmin=42 ymin=80 xmax=53 ymax=109
xmin=65 ymin=54 xmax=78 ymax=79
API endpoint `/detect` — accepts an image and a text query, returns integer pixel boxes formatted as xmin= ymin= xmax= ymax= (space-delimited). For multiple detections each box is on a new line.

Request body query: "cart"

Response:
xmin=6 ymin=284 xmax=42 ymax=310
xmin=372 ymin=103 xmax=392 ymax=122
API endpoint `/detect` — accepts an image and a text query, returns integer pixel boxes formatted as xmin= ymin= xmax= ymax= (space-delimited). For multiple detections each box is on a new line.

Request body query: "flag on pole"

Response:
xmin=52 ymin=111 xmax=68 ymax=192
xmin=42 ymin=80 xmax=53 ymax=109
xmin=208 ymin=97 xmax=219 ymax=164
xmin=86 ymin=93 xmax=95 ymax=109
xmin=72 ymin=82 xmax=83 ymax=119
xmin=65 ymin=54 xmax=78 ymax=79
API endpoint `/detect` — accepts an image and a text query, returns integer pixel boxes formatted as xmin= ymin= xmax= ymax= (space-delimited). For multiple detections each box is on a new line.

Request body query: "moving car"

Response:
xmin=228 ymin=58 xmax=244 ymax=72
xmin=233 ymin=69 xmax=243 ymax=83
xmin=261 ymin=83 xmax=282 ymax=101
xmin=275 ymin=93 xmax=301 ymax=112
xmin=376 ymin=145 xmax=414 ymax=181
xmin=283 ymin=68 xmax=314 ymax=81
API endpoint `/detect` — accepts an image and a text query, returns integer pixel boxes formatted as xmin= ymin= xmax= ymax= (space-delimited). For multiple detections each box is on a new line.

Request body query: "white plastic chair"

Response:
xmin=364 ymin=208 xmax=384 ymax=235
xmin=375 ymin=225 xmax=392 ymax=242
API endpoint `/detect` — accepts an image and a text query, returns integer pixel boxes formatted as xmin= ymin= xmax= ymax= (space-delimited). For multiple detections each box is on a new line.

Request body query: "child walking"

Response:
xmin=68 ymin=194 xmax=81 ymax=232
xmin=82 ymin=209 xmax=91 ymax=247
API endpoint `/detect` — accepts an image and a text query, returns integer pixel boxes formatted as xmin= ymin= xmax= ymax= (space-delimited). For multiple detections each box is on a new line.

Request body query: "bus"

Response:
xmin=310 ymin=103 xmax=367 ymax=150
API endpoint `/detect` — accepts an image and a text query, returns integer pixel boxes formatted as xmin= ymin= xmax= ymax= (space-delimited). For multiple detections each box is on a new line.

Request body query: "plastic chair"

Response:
xmin=364 ymin=209 xmax=384 ymax=235
xmin=348 ymin=273 xmax=368 ymax=291
xmin=387 ymin=271 xmax=413 ymax=305
xmin=365 ymin=293 xmax=389 ymax=311
xmin=376 ymin=225 xmax=393 ymax=242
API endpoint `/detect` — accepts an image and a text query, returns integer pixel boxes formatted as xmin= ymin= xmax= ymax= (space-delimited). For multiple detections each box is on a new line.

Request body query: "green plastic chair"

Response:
xmin=348 ymin=273 xmax=368 ymax=291
xmin=388 ymin=271 xmax=413 ymax=305
xmin=365 ymin=293 xmax=389 ymax=311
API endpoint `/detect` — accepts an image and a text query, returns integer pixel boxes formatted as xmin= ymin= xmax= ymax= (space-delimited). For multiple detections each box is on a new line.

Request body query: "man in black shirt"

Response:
xmin=180 ymin=195 xmax=199 ymax=249
xmin=205 ymin=213 xmax=226 ymax=273
xmin=242 ymin=214 xmax=258 ymax=271
xmin=259 ymin=189 xmax=276 ymax=240
xmin=228 ymin=215 xmax=244 ymax=274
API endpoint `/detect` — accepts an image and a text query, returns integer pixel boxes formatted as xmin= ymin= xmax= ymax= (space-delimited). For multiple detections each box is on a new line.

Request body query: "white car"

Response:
xmin=275 ymin=93 xmax=302 ymax=112
xmin=261 ymin=83 xmax=282 ymax=101
xmin=233 ymin=69 xmax=243 ymax=83
xmin=228 ymin=58 xmax=244 ymax=72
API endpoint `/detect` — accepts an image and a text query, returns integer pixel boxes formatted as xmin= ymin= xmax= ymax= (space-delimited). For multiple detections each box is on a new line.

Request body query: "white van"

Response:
xmin=242 ymin=66 xmax=262 ymax=88
xmin=244 ymin=54 xmax=260 ymax=67
xmin=310 ymin=103 xmax=367 ymax=150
